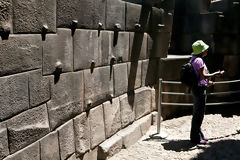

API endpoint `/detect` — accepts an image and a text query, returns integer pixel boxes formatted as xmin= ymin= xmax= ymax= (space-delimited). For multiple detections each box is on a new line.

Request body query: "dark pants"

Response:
xmin=190 ymin=86 xmax=207 ymax=142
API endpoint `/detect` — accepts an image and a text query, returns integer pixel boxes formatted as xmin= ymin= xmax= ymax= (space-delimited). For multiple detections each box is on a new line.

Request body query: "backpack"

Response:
xmin=180 ymin=60 xmax=199 ymax=87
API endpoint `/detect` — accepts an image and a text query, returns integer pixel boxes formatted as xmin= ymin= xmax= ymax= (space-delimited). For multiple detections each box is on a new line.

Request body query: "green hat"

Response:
xmin=192 ymin=40 xmax=209 ymax=55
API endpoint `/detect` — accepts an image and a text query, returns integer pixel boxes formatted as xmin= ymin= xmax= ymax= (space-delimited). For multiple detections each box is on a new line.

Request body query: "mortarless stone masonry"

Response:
xmin=1 ymin=0 xmax=239 ymax=160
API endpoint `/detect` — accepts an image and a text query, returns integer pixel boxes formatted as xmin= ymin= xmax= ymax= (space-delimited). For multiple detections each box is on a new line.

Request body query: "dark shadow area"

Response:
xmin=191 ymin=139 xmax=240 ymax=160
xmin=127 ymin=5 xmax=151 ymax=96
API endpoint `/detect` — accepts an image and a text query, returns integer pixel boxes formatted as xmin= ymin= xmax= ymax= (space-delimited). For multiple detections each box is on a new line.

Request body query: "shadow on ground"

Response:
xmin=191 ymin=140 xmax=240 ymax=160
xmin=145 ymin=131 xmax=240 ymax=160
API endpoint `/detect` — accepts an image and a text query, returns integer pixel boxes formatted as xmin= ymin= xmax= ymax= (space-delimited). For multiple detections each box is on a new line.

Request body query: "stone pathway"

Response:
xmin=109 ymin=114 xmax=240 ymax=160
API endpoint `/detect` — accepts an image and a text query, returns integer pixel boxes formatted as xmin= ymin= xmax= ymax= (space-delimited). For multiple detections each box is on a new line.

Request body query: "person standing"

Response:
xmin=190 ymin=40 xmax=224 ymax=144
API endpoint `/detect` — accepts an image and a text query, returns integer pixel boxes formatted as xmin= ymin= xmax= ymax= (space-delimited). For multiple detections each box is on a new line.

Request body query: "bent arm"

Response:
xmin=198 ymin=67 xmax=223 ymax=80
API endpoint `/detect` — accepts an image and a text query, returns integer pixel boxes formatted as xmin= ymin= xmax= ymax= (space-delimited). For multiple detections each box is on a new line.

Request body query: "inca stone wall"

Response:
xmin=0 ymin=0 xmax=174 ymax=159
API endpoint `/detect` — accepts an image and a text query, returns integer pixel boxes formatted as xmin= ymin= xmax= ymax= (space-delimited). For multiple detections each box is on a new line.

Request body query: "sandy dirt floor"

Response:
xmin=109 ymin=114 xmax=240 ymax=160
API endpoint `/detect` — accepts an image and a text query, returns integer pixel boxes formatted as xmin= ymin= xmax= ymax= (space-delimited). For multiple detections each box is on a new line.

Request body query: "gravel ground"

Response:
xmin=109 ymin=114 xmax=240 ymax=160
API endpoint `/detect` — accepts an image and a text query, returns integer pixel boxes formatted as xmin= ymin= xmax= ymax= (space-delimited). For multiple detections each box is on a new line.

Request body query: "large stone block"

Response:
xmin=127 ymin=61 xmax=142 ymax=91
xmin=29 ymin=70 xmax=50 ymax=107
xmin=73 ymin=30 xmax=99 ymax=70
xmin=84 ymin=66 xmax=113 ymax=109
xmin=103 ymin=98 xmax=121 ymax=138
xmin=184 ymin=13 xmax=217 ymax=34
xmin=43 ymin=29 xmax=73 ymax=75
xmin=141 ymin=59 xmax=158 ymax=87
xmin=0 ymin=123 xmax=9 ymax=159
xmin=116 ymin=123 xmax=142 ymax=148
xmin=57 ymin=0 xmax=105 ymax=29
xmin=12 ymin=0 xmax=56 ymax=33
xmin=0 ymin=0 xmax=12 ymax=35
xmin=159 ymin=55 xmax=191 ymax=80
xmin=134 ymin=114 xmax=152 ymax=135
xmin=40 ymin=131 xmax=60 ymax=160
xmin=134 ymin=87 xmax=152 ymax=120
xmin=106 ymin=0 xmax=125 ymax=30
xmin=149 ymin=7 xmax=164 ymax=32
xmin=151 ymin=87 xmax=157 ymax=111
xmin=216 ymin=13 xmax=240 ymax=34
xmin=82 ymin=148 xmax=98 ymax=160
xmin=155 ymin=0 xmax=175 ymax=11
xmin=223 ymin=55 xmax=240 ymax=78
xmin=214 ymin=34 xmax=240 ymax=55
xmin=57 ymin=120 xmax=75 ymax=160
xmin=98 ymin=134 xmax=122 ymax=160
xmin=129 ymin=32 xmax=148 ymax=61
xmin=99 ymin=31 xmax=130 ymax=65
xmin=73 ymin=112 xmax=90 ymax=155
xmin=113 ymin=63 xmax=128 ymax=97
xmin=0 ymin=73 xmax=29 ymax=121
xmin=4 ymin=142 xmax=40 ymax=160
xmin=147 ymin=32 xmax=171 ymax=58
xmin=47 ymin=71 xmax=84 ymax=130
xmin=66 ymin=154 xmax=78 ymax=160
xmin=185 ymin=0 xmax=211 ymax=14
xmin=89 ymin=105 xmax=106 ymax=149
xmin=119 ymin=93 xmax=135 ymax=128
xmin=7 ymin=104 xmax=50 ymax=154
xmin=0 ymin=34 xmax=42 ymax=76
xmin=126 ymin=3 xmax=150 ymax=32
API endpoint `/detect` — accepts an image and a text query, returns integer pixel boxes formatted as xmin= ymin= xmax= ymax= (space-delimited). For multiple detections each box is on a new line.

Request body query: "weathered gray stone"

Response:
xmin=98 ymin=134 xmax=122 ymax=160
xmin=155 ymin=0 xmax=175 ymax=11
xmin=29 ymin=70 xmax=50 ymax=107
xmin=117 ymin=123 xmax=142 ymax=148
xmin=126 ymin=3 xmax=150 ymax=32
xmin=141 ymin=59 xmax=158 ymax=87
xmin=127 ymin=61 xmax=142 ymax=91
xmin=99 ymin=31 xmax=130 ymax=65
xmin=142 ymin=0 xmax=159 ymax=6
xmin=84 ymin=66 xmax=113 ymax=109
xmin=106 ymin=0 xmax=125 ymax=30
xmin=12 ymin=0 xmax=56 ymax=33
xmin=47 ymin=71 xmax=84 ymax=130
xmin=89 ymin=105 xmax=106 ymax=149
xmin=103 ymin=98 xmax=121 ymax=138
xmin=134 ymin=114 xmax=152 ymax=136
xmin=151 ymin=87 xmax=157 ymax=111
xmin=152 ymin=111 xmax=158 ymax=125
xmin=82 ymin=148 xmax=98 ymax=160
xmin=0 ymin=73 xmax=29 ymax=121
xmin=150 ymin=7 xmax=164 ymax=32
xmin=43 ymin=29 xmax=73 ymax=75
xmin=66 ymin=153 xmax=78 ymax=160
xmin=162 ymin=11 xmax=173 ymax=33
xmin=7 ymin=104 xmax=49 ymax=154
xmin=40 ymin=132 xmax=60 ymax=160
xmin=159 ymin=55 xmax=191 ymax=80
xmin=73 ymin=30 xmax=99 ymax=70
xmin=0 ymin=34 xmax=42 ymax=76
xmin=134 ymin=87 xmax=152 ymax=120
xmin=184 ymin=13 xmax=217 ymax=34
xmin=57 ymin=0 xmax=105 ymax=29
xmin=113 ymin=63 xmax=128 ymax=97
xmin=129 ymin=32 xmax=148 ymax=61
xmin=40 ymin=131 xmax=60 ymax=160
xmin=0 ymin=123 xmax=9 ymax=159
xmin=73 ymin=112 xmax=90 ymax=155
xmin=148 ymin=32 xmax=171 ymax=58
xmin=57 ymin=120 xmax=75 ymax=160
xmin=119 ymin=93 xmax=135 ymax=128
xmin=223 ymin=55 xmax=240 ymax=78
xmin=4 ymin=142 xmax=40 ymax=160
xmin=0 ymin=0 xmax=12 ymax=34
